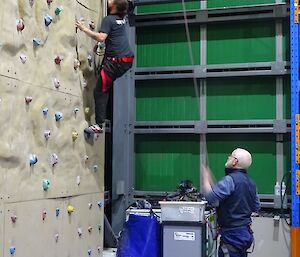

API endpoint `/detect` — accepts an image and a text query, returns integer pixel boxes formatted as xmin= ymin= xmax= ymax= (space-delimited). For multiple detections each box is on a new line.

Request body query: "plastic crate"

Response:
xmin=159 ymin=201 xmax=206 ymax=222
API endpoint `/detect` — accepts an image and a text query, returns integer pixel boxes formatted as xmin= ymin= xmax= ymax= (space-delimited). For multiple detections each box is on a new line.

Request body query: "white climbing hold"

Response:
xmin=82 ymin=79 xmax=88 ymax=88
xmin=54 ymin=233 xmax=59 ymax=242
xmin=29 ymin=154 xmax=38 ymax=166
xmin=43 ymin=107 xmax=49 ymax=116
xmin=77 ymin=227 xmax=83 ymax=237
xmin=44 ymin=130 xmax=51 ymax=140
xmin=74 ymin=59 xmax=80 ymax=70
xmin=76 ymin=176 xmax=81 ymax=186
xmin=20 ymin=54 xmax=27 ymax=64
xmin=51 ymin=153 xmax=58 ymax=166
xmin=53 ymin=78 xmax=60 ymax=89
xmin=25 ymin=96 xmax=33 ymax=104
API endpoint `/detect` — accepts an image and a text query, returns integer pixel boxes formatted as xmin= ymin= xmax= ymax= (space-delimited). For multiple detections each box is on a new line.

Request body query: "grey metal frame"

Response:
xmin=135 ymin=62 xmax=289 ymax=80
xmin=111 ymin=24 xmax=136 ymax=233
xmin=111 ymin=0 xmax=291 ymax=233
xmin=132 ymin=3 xmax=288 ymax=27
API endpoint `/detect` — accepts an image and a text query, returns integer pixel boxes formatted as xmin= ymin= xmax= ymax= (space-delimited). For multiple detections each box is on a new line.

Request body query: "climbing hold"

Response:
xmin=17 ymin=19 xmax=25 ymax=32
xmin=20 ymin=54 xmax=27 ymax=64
xmin=72 ymin=132 xmax=79 ymax=141
xmin=54 ymin=233 xmax=59 ymax=242
xmin=33 ymin=38 xmax=43 ymax=47
xmin=55 ymin=6 xmax=63 ymax=16
xmin=84 ymin=155 xmax=89 ymax=162
xmin=74 ymin=107 xmax=79 ymax=115
xmin=54 ymin=56 xmax=63 ymax=65
xmin=76 ymin=176 xmax=81 ymax=186
xmin=97 ymin=247 xmax=101 ymax=253
xmin=84 ymin=107 xmax=90 ymax=115
xmin=47 ymin=0 xmax=53 ymax=6
xmin=88 ymin=203 xmax=93 ymax=209
xmin=51 ymin=153 xmax=59 ymax=166
xmin=44 ymin=15 xmax=53 ymax=27
xmin=43 ymin=107 xmax=49 ymax=116
xmin=29 ymin=0 xmax=34 ymax=7
xmin=42 ymin=179 xmax=51 ymax=191
xmin=97 ymin=224 xmax=102 ymax=231
xmin=11 ymin=215 xmax=17 ymax=223
xmin=89 ymin=21 xmax=96 ymax=30
xmin=53 ymin=78 xmax=60 ymax=89
xmin=82 ymin=79 xmax=88 ymax=88
xmin=87 ymin=53 xmax=93 ymax=66
xmin=77 ymin=227 xmax=83 ymax=237
xmin=74 ymin=59 xmax=80 ymax=70
xmin=99 ymin=42 xmax=106 ymax=50
xmin=67 ymin=205 xmax=75 ymax=214
xmin=93 ymin=165 xmax=98 ymax=172
xmin=88 ymin=249 xmax=92 ymax=256
xmin=9 ymin=246 xmax=16 ymax=255
xmin=88 ymin=226 xmax=93 ymax=233
xmin=42 ymin=210 xmax=47 ymax=220
xmin=56 ymin=208 xmax=60 ymax=217
xmin=25 ymin=96 xmax=33 ymax=104
xmin=29 ymin=154 xmax=38 ymax=166
xmin=55 ymin=112 xmax=63 ymax=121
xmin=97 ymin=201 xmax=102 ymax=208
xmin=44 ymin=130 xmax=51 ymax=140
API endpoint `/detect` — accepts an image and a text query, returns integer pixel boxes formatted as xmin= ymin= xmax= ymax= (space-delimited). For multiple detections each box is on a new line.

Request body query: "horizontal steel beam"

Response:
xmin=134 ymin=0 xmax=205 ymax=5
xmin=134 ymin=120 xmax=291 ymax=134
xmin=133 ymin=191 xmax=290 ymax=209
xmin=135 ymin=62 xmax=289 ymax=80
xmin=131 ymin=3 xmax=288 ymax=27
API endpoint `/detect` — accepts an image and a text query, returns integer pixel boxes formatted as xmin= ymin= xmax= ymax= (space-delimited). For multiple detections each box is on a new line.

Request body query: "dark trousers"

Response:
xmin=94 ymin=58 xmax=133 ymax=125
xmin=218 ymin=227 xmax=253 ymax=257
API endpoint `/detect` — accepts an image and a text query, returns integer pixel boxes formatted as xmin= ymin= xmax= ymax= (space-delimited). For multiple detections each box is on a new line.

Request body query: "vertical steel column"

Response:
xmin=275 ymin=0 xmax=285 ymax=207
xmin=111 ymin=23 xmax=136 ymax=234
xmin=199 ymin=0 xmax=207 ymax=180
xmin=290 ymin=0 xmax=300 ymax=255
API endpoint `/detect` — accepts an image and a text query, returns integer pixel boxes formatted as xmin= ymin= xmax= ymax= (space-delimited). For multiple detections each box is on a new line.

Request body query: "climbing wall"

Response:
xmin=0 ymin=0 xmax=104 ymax=256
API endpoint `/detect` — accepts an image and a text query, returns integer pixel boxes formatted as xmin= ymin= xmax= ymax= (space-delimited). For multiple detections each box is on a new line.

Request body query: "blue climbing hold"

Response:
xmin=9 ymin=246 xmax=16 ymax=255
xmin=55 ymin=112 xmax=63 ymax=121
xmin=33 ymin=38 xmax=42 ymax=47
xmin=29 ymin=154 xmax=38 ymax=166
xmin=44 ymin=15 xmax=53 ymax=27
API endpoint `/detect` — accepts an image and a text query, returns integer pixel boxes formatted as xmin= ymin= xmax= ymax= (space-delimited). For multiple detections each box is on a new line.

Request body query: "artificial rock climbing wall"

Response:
xmin=0 ymin=0 xmax=105 ymax=256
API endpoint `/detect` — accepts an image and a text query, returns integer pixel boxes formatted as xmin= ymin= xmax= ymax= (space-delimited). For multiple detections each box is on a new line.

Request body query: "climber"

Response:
xmin=201 ymin=148 xmax=260 ymax=257
xmin=76 ymin=0 xmax=134 ymax=134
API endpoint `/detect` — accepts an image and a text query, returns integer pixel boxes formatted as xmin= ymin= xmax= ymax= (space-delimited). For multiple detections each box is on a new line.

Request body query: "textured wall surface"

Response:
xmin=0 ymin=0 xmax=104 ymax=256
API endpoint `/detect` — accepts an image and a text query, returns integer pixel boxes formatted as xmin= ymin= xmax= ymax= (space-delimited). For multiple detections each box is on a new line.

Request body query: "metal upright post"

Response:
xmin=290 ymin=0 xmax=300 ymax=255
xmin=111 ymin=22 xmax=136 ymax=234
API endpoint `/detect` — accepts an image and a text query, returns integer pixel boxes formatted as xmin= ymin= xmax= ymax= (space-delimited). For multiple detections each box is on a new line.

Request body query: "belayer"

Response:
xmin=202 ymin=148 xmax=260 ymax=257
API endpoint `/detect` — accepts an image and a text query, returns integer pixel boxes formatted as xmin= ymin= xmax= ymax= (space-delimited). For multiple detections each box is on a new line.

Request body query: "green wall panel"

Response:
xmin=207 ymin=0 xmax=275 ymax=8
xmin=137 ymin=1 xmax=200 ymax=14
xmin=136 ymin=79 xmax=199 ymax=121
xmin=207 ymin=134 xmax=276 ymax=194
xmin=137 ymin=26 xmax=200 ymax=67
xmin=207 ymin=22 xmax=275 ymax=64
xmin=207 ymin=77 xmax=276 ymax=120
xmin=135 ymin=134 xmax=200 ymax=191
xmin=283 ymin=76 xmax=291 ymax=119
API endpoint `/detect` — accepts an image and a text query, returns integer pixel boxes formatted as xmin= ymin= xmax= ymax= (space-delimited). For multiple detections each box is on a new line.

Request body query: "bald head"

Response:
xmin=225 ymin=148 xmax=252 ymax=170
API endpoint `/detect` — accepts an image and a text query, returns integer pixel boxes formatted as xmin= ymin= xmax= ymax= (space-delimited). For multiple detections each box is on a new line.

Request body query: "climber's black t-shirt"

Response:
xmin=99 ymin=15 xmax=134 ymax=58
